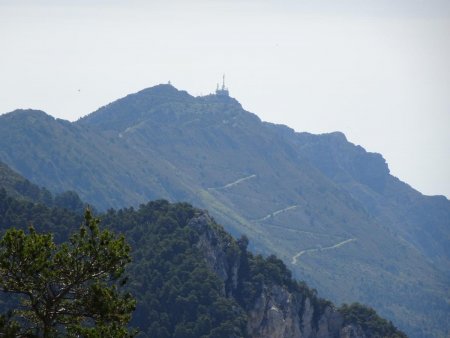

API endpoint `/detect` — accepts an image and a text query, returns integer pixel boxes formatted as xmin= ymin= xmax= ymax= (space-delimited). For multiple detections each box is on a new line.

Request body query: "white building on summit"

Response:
xmin=215 ymin=75 xmax=229 ymax=97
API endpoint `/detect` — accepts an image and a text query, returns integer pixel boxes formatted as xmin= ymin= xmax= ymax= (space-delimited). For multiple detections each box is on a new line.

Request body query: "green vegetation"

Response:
xmin=339 ymin=303 xmax=407 ymax=338
xmin=0 ymin=209 xmax=135 ymax=337
xmin=0 ymin=161 xmax=86 ymax=214
xmin=0 ymin=179 xmax=407 ymax=337
xmin=101 ymin=201 xmax=248 ymax=338
xmin=0 ymin=188 xmax=82 ymax=243
xmin=0 ymin=85 xmax=448 ymax=337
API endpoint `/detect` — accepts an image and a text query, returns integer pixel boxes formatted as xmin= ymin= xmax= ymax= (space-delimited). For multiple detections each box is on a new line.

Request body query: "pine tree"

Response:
xmin=0 ymin=209 xmax=135 ymax=337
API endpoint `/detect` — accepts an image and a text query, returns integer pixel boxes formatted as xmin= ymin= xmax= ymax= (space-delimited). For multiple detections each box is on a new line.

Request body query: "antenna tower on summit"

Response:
xmin=222 ymin=74 xmax=226 ymax=90
xmin=216 ymin=74 xmax=229 ymax=97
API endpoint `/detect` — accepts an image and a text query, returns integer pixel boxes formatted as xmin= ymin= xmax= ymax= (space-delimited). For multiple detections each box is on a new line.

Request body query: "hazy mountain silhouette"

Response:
xmin=0 ymin=84 xmax=448 ymax=337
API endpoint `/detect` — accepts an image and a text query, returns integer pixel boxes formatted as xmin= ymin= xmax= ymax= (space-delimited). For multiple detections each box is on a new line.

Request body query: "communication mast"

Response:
xmin=215 ymin=74 xmax=229 ymax=96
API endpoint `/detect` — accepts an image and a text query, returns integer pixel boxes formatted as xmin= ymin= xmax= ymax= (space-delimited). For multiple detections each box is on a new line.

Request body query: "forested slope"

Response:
xmin=0 ymin=175 xmax=406 ymax=338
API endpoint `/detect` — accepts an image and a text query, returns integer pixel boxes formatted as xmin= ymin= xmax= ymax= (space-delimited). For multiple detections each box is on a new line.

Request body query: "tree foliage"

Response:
xmin=339 ymin=303 xmax=407 ymax=338
xmin=0 ymin=209 xmax=135 ymax=337
xmin=101 ymin=200 xmax=248 ymax=338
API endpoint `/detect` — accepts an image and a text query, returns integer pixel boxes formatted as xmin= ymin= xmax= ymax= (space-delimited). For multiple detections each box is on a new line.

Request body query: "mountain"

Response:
xmin=288 ymin=130 xmax=450 ymax=273
xmin=0 ymin=161 xmax=86 ymax=214
xmin=0 ymin=84 xmax=448 ymax=337
xmin=0 ymin=178 xmax=406 ymax=338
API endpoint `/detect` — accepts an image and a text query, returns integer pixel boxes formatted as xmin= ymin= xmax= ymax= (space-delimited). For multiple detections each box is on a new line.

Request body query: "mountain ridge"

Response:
xmin=0 ymin=84 xmax=448 ymax=337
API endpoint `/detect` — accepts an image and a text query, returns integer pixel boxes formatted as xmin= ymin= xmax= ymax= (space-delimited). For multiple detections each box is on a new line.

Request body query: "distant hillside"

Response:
xmin=0 ymin=160 xmax=40 ymax=200
xmin=0 ymin=161 xmax=85 ymax=213
xmin=0 ymin=85 xmax=448 ymax=337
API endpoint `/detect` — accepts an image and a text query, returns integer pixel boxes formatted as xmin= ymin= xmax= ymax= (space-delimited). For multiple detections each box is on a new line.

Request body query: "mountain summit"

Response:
xmin=0 ymin=85 xmax=448 ymax=337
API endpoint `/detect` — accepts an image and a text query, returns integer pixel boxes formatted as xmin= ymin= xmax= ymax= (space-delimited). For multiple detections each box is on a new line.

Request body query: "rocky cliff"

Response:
xmin=244 ymin=284 xmax=363 ymax=338
xmin=190 ymin=212 xmax=392 ymax=338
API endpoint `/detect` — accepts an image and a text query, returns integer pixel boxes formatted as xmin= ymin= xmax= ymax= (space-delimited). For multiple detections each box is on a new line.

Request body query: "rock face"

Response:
xmin=246 ymin=284 xmax=302 ymax=338
xmin=189 ymin=213 xmax=240 ymax=295
xmin=248 ymin=284 xmax=343 ymax=338
xmin=191 ymin=212 xmax=367 ymax=338
xmin=244 ymin=284 xmax=365 ymax=338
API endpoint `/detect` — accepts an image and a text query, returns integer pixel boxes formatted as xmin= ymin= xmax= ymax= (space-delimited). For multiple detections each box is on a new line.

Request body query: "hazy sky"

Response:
xmin=1 ymin=0 xmax=449 ymax=197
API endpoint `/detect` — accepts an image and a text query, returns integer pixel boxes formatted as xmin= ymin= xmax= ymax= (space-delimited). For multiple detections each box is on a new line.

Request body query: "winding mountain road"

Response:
xmin=291 ymin=238 xmax=357 ymax=265
xmin=210 ymin=174 xmax=257 ymax=190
